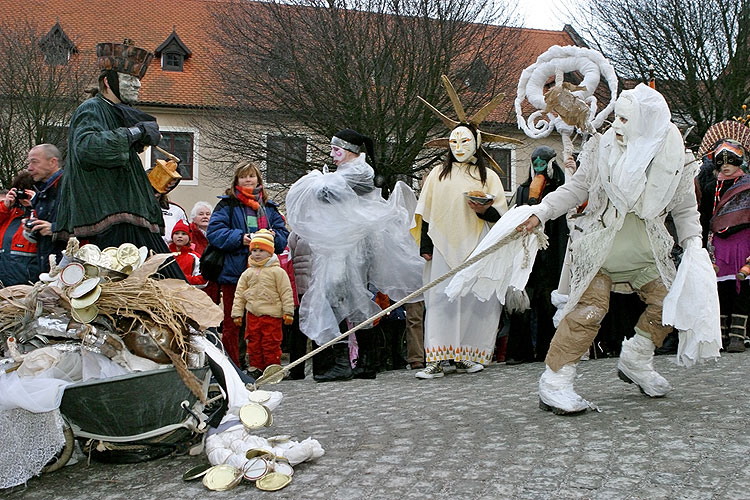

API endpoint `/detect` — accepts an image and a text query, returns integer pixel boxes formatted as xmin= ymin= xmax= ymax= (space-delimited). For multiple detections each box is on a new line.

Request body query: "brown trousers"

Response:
xmin=404 ymin=301 xmax=425 ymax=364
xmin=545 ymin=273 xmax=672 ymax=371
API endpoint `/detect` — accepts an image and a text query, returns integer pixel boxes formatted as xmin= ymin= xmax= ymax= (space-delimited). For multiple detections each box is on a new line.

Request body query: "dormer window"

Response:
xmin=39 ymin=22 xmax=76 ymax=66
xmin=155 ymin=28 xmax=191 ymax=72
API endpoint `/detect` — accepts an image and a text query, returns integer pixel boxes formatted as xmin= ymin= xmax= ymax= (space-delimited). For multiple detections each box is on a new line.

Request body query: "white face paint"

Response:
xmin=330 ymin=145 xmax=357 ymax=166
xmin=612 ymin=96 xmax=635 ymax=147
xmin=449 ymin=126 xmax=477 ymax=163
xmin=118 ymin=73 xmax=141 ymax=104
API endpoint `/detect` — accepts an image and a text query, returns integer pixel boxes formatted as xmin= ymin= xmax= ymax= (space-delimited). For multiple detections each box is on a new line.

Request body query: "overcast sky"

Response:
xmin=517 ymin=0 xmax=571 ymax=30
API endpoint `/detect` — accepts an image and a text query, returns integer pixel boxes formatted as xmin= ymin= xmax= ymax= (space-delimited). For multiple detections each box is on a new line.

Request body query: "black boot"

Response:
xmin=352 ymin=329 xmax=378 ymax=380
xmin=727 ymin=315 xmax=747 ymax=353
xmin=314 ymin=342 xmax=353 ymax=382
xmin=720 ymin=315 xmax=729 ymax=350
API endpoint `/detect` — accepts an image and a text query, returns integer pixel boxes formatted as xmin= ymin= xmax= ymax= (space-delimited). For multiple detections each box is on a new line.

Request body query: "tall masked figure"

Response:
xmin=519 ymin=84 xmax=716 ymax=415
xmin=55 ymin=39 xmax=184 ymax=279
xmin=411 ymin=76 xmax=520 ymax=380
xmin=505 ymin=146 xmax=568 ymax=364
xmin=286 ymin=129 xmax=424 ymax=382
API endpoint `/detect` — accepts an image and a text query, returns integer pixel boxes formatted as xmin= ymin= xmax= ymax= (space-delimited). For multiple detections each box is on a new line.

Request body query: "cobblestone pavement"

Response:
xmin=6 ymin=352 xmax=750 ymax=500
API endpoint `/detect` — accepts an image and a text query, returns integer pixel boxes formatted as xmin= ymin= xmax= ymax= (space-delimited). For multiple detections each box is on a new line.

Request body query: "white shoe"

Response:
xmin=617 ymin=335 xmax=672 ymax=397
xmin=538 ymin=364 xmax=592 ymax=415
xmin=455 ymin=360 xmax=484 ymax=374
xmin=415 ymin=362 xmax=444 ymax=379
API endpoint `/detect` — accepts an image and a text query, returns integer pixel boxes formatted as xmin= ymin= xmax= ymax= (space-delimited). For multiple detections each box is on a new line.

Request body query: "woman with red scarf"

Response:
xmin=207 ymin=162 xmax=289 ymax=364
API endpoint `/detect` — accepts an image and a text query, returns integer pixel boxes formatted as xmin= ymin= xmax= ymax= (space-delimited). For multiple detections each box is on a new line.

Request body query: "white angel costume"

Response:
xmin=413 ymin=163 xmax=507 ymax=364
xmin=285 ymin=154 xmax=424 ymax=344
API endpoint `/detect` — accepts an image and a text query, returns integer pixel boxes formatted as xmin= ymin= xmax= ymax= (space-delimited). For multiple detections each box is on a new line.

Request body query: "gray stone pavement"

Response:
xmin=5 ymin=352 xmax=750 ymax=500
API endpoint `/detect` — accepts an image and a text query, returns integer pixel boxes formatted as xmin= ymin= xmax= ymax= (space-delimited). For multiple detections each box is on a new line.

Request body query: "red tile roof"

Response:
xmin=2 ymin=1 xmax=578 ymax=111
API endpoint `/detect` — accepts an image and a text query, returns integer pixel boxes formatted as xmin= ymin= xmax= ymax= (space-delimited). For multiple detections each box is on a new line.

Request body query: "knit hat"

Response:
xmin=250 ymin=229 xmax=274 ymax=254
xmin=171 ymin=220 xmax=191 ymax=241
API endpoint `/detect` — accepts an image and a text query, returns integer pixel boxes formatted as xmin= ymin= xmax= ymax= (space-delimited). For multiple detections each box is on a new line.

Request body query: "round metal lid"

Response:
xmin=202 ymin=464 xmax=242 ymax=491
xmin=182 ymin=463 xmax=212 ymax=481
xmin=117 ymin=243 xmax=141 ymax=266
xmin=239 ymin=403 xmax=270 ymax=430
xmin=60 ymin=263 xmax=86 ymax=286
xmin=242 ymin=457 xmax=269 ymax=481
xmin=69 ymin=278 xmax=101 ymax=299
xmin=71 ymin=304 xmax=98 ymax=324
xmin=70 ymin=285 xmax=102 ymax=309
xmin=255 ymin=472 xmax=292 ymax=491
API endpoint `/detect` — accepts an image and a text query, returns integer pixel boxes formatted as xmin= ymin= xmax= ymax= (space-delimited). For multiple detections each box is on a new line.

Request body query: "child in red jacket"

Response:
xmin=168 ymin=220 xmax=206 ymax=287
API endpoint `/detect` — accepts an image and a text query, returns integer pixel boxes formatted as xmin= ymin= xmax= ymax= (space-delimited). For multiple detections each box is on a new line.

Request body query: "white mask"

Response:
xmin=612 ymin=95 xmax=636 ymax=147
xmin=118 ymin=73 xmax=141 ymax=104
xmin=449 ymin=126 xmax=477 ymax=163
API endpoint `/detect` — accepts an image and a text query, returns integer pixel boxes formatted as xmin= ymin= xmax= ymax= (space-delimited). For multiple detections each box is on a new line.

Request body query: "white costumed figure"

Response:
xmin=286 ymin=129 xmax=424 ymax=382
xmin=513 ymin=84 xmax=721 ymax=414
xmin=410 ymin=76 xmax=521 ymax=380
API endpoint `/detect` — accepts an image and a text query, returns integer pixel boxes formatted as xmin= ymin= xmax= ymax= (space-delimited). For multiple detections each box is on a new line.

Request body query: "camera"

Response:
xmin=15 ymin=190 xmax=29 ymax=200
xmin=22 ymin=218 xmax=38 ymax=243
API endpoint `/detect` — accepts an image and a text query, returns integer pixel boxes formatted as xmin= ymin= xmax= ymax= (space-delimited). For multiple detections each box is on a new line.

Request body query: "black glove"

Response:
xmin=126 ymin=121 xmax=161 ymax=147
xmin=136 ymin=121 xmax=161 ymax=146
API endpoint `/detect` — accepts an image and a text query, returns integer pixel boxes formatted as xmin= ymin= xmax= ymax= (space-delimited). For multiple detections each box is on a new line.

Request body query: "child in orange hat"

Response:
xmin=169 ymin=220 xmax=206 ymax=286
xmin=232 ymin=229 xmax=295 ymax=373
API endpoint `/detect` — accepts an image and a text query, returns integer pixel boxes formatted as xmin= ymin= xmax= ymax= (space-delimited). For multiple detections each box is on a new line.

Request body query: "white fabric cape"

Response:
xmin=445 ymin=205 xmax=548 ymax=302
xmin=662 ymin=247 xmax=722 ymax=366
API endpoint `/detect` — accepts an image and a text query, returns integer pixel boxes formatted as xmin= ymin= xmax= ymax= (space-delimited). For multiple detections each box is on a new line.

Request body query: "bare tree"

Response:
xmin=570 ymin=0 xmax=749 ymax=147
xmin=203 ymin=0 xmax=525 ymax=193
xmin=0 ymin=20 xmax=95 ymax=188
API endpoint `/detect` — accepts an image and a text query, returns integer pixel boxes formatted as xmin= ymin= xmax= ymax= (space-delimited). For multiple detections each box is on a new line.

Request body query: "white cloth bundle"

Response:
xmin=445 ymin=205 xmax=547 ymax=302
xmin=662 ymin=247 xmax=722 ymax=366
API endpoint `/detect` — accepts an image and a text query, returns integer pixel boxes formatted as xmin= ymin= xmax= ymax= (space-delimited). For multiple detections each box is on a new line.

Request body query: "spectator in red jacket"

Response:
xmin=168 ymin=220 xmax=206 ymax=287
xmin=0 ymin=171 xmax=41 ymax=285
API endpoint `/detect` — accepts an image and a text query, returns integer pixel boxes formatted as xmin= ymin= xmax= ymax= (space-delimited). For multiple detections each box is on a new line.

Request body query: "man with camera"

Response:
xmin=54 ymin=39 xmax=184 ymax=279
xmin=0 ymin=171 xmax=41 ymax=285
xmin=25 ymin=143 xmax=64 ymax=275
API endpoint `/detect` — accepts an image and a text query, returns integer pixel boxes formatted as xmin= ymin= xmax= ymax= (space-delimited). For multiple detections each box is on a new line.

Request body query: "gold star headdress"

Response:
xmin=418 ymin=75 xmax=522 ymax=174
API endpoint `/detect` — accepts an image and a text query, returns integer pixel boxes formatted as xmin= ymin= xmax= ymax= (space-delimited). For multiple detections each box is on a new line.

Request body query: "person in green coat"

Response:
xmin=55 ymin=39 xmax=183 ymax=279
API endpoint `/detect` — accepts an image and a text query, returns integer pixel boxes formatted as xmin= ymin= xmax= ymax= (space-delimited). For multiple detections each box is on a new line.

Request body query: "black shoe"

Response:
xmin=314 ymin=364 xmax=353 ymax=382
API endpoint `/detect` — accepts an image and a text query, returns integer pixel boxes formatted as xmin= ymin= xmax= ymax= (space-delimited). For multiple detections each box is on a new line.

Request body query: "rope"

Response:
xmin=255 ymin=225 xmax=546 ymax=387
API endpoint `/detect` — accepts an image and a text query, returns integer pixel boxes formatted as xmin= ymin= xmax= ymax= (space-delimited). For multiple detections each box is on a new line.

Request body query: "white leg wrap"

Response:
xmin=538 ymin=364 xmax=592 ymax=414
xmin=617 ymin=334 xmax=672 ymax=397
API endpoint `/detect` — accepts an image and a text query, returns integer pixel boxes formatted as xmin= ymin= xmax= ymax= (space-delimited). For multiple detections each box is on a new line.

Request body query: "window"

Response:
xmin=487 ymin=148 xmax=512 ymax=191
xmin=152 ymin=132 xmax=194 ymax=180
xmin=39 ymin=22 xmax=75 ymax=66
xmin=266 ymin=136 xmax=307 ymax=184
xmin=162 ymin=52 xmax=184 ymax=71
xmin=155 ymin=30 xmax=191 ymax=73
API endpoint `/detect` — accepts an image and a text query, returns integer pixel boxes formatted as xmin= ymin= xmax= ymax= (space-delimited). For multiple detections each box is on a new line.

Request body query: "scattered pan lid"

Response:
xmin=69 ymin=277 xmax=101 ymax=299
xmin=182 ymin=463 xmax=212 ymax=481
xmin=242 ymin=457 xmax=269 ymax=481
xmin=76 ymin=244 xmax=101 ymax=264
xmin=70 ymin=284 xmax=101 ymax=309
xmin=138 ymin=246 xmax=148 ymax=266
xmin=101 ymin=247 xmax=119 ymax=260
xmin=117 ymin=243 xmax=141 ymax=267
xmin=255 ymin=472 xmax=291 ymax=491
xmin=83 ymin=263 xmax=100 ymax=277
xmin=273 ymin=460 xmax=294 ymax=477
xmin=60 ymin=263 xmax=86 ymax=287
xmin=239 ymin=403 xmax=271 ymax=430
xmin=248 ymin=389 xmax=272 ymax=403
xmin=97 ymin=253 xmax=116 ymax=271
xmin=202 ymin=464 xmax=243 ymax=491
xmin=245 ymin=448 xmax=270 ymax=460
xmin=71 ymin=304 xmax=98 ymax=324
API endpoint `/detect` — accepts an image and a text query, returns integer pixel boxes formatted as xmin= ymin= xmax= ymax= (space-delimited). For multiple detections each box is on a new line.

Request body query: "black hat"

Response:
xmin=331 ymin=129 xmax=374 ymax=161
xmin=531 ymin=146 xmax=556 ymax=162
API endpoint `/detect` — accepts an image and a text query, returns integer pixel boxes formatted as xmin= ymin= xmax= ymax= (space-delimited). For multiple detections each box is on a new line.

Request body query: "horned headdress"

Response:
xmin=418 ymin=75 xmax=522 ymax=174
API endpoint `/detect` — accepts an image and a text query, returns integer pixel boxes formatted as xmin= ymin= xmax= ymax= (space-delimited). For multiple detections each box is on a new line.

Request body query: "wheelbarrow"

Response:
xmin=45 ymin=364 xmax=219 ymax=469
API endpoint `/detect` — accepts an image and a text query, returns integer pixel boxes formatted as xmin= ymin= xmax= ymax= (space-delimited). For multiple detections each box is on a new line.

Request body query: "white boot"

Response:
xmin=617 ymin=334 xmax=672 ymax=397
xmin=538 ymin=364 xmax=592 ymax=415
